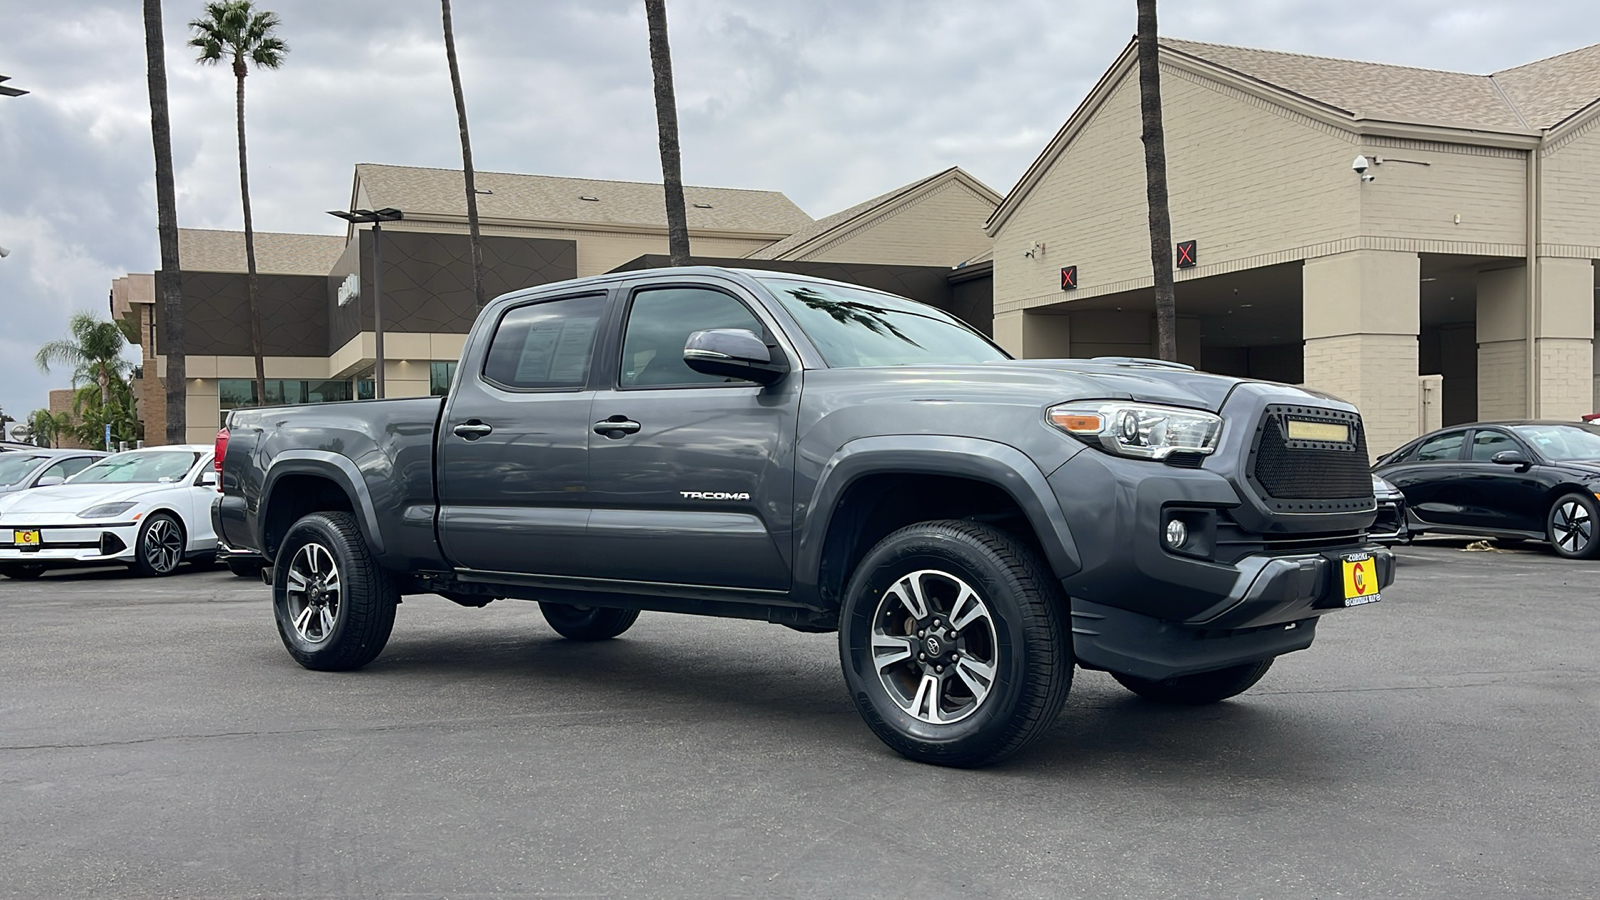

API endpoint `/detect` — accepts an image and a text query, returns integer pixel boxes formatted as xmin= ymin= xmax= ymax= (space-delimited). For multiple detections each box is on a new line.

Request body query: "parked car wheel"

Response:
xmin=0 ymin=563 xmax=46 ymax=580
xmin=1111 ymin=659 xmax=1274 ymax=705
xmin=272 ymin=512 xmax=397 ymax=671
xmin=1547 ymin=493 xmax=1600 ymax=559
xmin=226 ymin=558 xmax=266 ymax=579
xmin=540 ymin=603 xmax=640 ymax=640
xmin=131 ymin=512 xmax=185 ymax=577
xmin=838 ymin=520 xmax=1071 ymax=768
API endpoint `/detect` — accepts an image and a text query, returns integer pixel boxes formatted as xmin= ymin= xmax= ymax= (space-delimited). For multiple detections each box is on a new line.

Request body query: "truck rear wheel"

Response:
xmin=839 ymin=520 xmax=1071 ymax=768
xmin=540 ymin=602 xmax=640 ymax=640
xmin=272 ymin=512 xmax=397 ymax=672
xmin=1111 ymin=659 xmax=1273 ymax=705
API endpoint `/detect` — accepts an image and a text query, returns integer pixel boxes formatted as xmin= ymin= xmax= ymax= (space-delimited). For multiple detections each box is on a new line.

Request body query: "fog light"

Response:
xmin=1164 ymin=518 xmax=1188 ymax=549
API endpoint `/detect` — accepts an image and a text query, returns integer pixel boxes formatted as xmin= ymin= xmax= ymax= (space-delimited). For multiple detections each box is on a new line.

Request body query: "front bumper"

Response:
xmin=1048 ymin=446 xmax=1392 ymax=680
xmin=0 ymin=521 xmax=140 ymax=567
xmin=1369 ymin=494 xmax=1409 ymax=543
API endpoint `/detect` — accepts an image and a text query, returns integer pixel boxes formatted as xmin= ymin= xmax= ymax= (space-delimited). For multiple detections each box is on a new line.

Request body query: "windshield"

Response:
xmin=759 ymin=278 xmax=1007 ymax=368
xmin=0 ymin=455 xmax=45 ymax=487
xmin=72 ymin=451 xmax=200 ymax=484
xmin=1512 ymin=424 xmax=1600 ymax=461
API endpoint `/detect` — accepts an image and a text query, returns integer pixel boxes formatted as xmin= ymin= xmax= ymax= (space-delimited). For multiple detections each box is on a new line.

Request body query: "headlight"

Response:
xmin=1372 ymin=475 xmax=1399 ymax=496
xmin=1048 ymin=401 xmax=1223 ymax=460
xmin=77 ymin=501 xmax=137 ymax=519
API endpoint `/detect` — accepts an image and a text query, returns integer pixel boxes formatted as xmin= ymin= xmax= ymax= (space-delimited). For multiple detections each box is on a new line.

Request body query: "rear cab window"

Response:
xmin=481 ymin=293 xmax=607 ymax=391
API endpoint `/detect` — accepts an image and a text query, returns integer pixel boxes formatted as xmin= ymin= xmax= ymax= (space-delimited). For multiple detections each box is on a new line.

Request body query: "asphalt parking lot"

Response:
xmin=1 ymin=540 xmax=1596 ymax=900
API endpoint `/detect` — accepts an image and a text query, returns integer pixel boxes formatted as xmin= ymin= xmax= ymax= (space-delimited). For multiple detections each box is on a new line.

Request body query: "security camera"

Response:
xmin=1352 ymin=155 xmax=1369 ymax=175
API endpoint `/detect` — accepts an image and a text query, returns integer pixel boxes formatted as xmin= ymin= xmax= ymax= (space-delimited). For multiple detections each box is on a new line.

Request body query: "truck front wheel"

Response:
xmin=839 ymin=520 xmax=1072 ymax=768
xmin=1111 ymin=659 xmax=1274 ymax=705
xmin=540 ymin=602 xmax=640 ymax=640
xmin=272 ymin=512 xmax=397 ymax=672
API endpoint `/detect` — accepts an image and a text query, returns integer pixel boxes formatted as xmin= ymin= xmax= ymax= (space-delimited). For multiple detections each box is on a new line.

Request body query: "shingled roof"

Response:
xmin=746 ymin=167 xmax=999 ymax=261
xmin=1163 ymin=38 xmax=1600 ymax=132
xmin=354 ymin=164 xmax=813 ymax=237
xmin=177 ymin=229 xmax=346 ymax=276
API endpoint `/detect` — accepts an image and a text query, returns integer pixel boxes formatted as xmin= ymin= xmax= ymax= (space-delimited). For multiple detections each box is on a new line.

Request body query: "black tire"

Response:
xmin=131 ymin=512 xmax=185 ymax=577
xmin=226 ymin=558 xmax=266 ymax=578
xmin=1111 ymin=659 xmax=1274 ymax=705
xmin=272 ymin=512 xmax=397 ymax=671
xmin=540 ymin=602 xmax=641 ymax=640
xmin=1546 ymin=493 xmax=1600 ymax=560
xmin=0 ymin=563 xmax=46 ymax=580
xmin=838 ymin=520 xmax=1071 ymax=768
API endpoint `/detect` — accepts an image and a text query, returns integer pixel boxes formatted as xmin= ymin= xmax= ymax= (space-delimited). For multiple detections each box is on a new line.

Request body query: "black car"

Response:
xmin=1374 ymin=421 xmax=1600 ymax=559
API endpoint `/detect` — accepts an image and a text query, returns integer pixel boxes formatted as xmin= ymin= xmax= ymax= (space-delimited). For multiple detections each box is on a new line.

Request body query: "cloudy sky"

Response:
xmin=0 ymin=0 xmax=1595 ymax=426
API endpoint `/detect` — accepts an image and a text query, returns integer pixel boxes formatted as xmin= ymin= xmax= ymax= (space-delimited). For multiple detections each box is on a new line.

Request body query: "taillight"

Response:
xmin=213 ymin=428 xmax=229 ymax=492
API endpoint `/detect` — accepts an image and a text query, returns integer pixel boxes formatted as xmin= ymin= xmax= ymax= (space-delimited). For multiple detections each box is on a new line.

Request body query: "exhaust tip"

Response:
xmin=260 ymin=565 xmax=273 ymax=587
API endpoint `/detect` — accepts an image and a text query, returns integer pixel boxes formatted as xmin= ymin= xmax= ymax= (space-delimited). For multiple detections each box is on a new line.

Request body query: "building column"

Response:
xmin=1478 ymin=258 xmax=1594 ymax=420
xmin=993 ymin=309 xmax=1071 ymax=358
xmin=1302 ymin=250 xmax=1420 ymax=459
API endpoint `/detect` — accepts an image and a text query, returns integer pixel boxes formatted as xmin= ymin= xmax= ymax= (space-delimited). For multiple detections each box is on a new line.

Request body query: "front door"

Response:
xmin=1457 ymin=428 xmax=1546 ymax=533
xmin=437 ymin=291 xmax=610 ymax=575
xmin=585 ymin=281 xmax=798 ymax=592
xmin=1383 ymin=429 xmax=1469 ymax=528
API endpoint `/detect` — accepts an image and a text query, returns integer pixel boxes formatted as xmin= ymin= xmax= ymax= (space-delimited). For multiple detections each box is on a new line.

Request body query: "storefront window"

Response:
xmin=430 ymin=361 xmax=457 ymax=397
xmin=218 ymin=378 xmax=356 ymax=425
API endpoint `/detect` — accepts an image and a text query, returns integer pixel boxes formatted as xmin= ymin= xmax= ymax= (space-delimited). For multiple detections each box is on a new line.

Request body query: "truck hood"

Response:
xmin=977 ymin=359 xmax=1349 ymax=413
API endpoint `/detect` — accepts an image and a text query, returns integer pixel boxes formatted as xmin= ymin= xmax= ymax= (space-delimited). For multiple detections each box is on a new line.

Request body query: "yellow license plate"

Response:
xmin=14 ymin=529 xmax=41 ymax=547
xmin=1342 ymin=554 xmax=1380 ymax=606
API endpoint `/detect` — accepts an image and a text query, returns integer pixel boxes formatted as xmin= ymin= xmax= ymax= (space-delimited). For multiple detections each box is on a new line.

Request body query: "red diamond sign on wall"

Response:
xmin=1060 ymin=266 xmax=1077 ymax=290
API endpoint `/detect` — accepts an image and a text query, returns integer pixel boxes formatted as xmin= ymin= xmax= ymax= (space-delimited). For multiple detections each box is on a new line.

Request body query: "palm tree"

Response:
xmin=1136 ymin=0 xmax=1177 ymax=361
xmin=188 ymin=0 xmax=287 ymax=403
xmin=644 ymin=0 xmax=690 ymax=266
xmin=26 ymin=409 xmax=67 ymax=449
xmin=36 ymin=311 xmax=135 ymax=410
xmin=440 ymin=0 xmax=488 ymax=310
xmin=144 ymin=0 xmax=186 ymax=444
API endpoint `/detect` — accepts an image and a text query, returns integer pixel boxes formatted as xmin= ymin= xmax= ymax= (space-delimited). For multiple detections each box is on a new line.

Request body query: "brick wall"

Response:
xmin=1542 ymin=116 xmax=1600 ymax=255
xmin=1302 ymin=333 xmax=1418 ymax=459
xmin=793 ymin=179 xmax=996 ymax=268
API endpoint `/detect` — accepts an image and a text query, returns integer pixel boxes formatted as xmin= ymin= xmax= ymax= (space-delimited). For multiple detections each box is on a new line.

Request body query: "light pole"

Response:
xmin=0 ymin=75 xmax=27 ymax=98
xmin=327 ymin=207 xmax=403 ymax=398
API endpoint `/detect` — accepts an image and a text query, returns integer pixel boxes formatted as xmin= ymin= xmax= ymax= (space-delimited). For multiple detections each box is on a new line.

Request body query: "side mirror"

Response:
xmin=1491 ymin=449 xmax=1528 ymax=466
xmin=683 ymin=328 xmax=787 ymax=385
xmin=35 ymin=474 xmax=64 ymax=487
xmin=198 ymin=470 xmax=219 ymax=487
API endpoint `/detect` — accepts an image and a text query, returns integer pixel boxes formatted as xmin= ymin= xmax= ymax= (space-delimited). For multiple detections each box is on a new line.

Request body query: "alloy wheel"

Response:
xmin=143 ymin=517 xmax=184 ymax=574
xmin=285 ymin=542 xmax=342 ymax=644
xmin=870 ymin=568 xmax=999 ymax=725
xmin=1553 ymin=499 xmax=1592 ymax=554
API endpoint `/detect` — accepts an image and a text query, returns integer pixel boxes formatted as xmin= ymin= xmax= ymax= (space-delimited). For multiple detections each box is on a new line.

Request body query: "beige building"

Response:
xmin=989 ymin=38 xmax=1600 ymax=457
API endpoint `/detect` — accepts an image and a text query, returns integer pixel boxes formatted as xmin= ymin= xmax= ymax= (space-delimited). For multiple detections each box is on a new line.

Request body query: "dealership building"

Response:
xmin=112 ymin=38 xmax=1599 ymax=457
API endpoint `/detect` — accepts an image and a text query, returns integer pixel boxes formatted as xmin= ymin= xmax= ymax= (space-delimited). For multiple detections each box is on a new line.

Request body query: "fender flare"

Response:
xmin=259 ymin=450 xmax=385 ymax=556
xmin=796 ymin=435 xmax=1082 ymax=590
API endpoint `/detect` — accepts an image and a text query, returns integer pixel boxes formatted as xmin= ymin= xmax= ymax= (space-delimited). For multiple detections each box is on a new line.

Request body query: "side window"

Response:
xmin=40 ymin=457 xmax=92 ymax=482
xmin=1469 ymin=430 xmax=1517 ymax=461
xmin=620 ymin=287 xmax=765 ymax=388
xmin=1414 ymin=432 xmax=1466 ymax=462
xmin=481 ymin=294 xmax=606 ymax=390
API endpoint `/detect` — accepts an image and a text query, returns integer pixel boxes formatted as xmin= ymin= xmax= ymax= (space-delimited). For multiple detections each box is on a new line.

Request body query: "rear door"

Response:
xmin=584 ymin=279 xmax=799 ymax=591
xmin=1381 ymin=429 xmax=1468 ymax=528
xmin=437 ymin=290 xmax=612 ymax=575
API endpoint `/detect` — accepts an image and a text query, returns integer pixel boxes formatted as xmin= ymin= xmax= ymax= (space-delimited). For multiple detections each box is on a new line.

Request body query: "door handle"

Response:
xmin=452 ymin=421 xmax=494 ymax=440
xmin=593 ymin=417 xmax=642 ymax=438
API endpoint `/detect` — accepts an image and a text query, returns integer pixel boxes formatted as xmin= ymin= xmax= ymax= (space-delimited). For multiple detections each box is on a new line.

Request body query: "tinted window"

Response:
xmin=621 ymin=287 xmax=765 ymax=387
xmin=759 ymin=278 xmax=1006 ymax=368
xmin=1512 ymin=424 xmax=1600 ymax=461
xmin=482 ymin=294 xmax=605 ymax=390
xmin=73 ymin=451 xmax=200 ymax=484
xmin=1469 ymin=430 xmax=1517 ymax=461
xmin=40 ymin=457 xmax=95 ymax=482
xmin=1414 ymin=432 xmax=1465 ymax=461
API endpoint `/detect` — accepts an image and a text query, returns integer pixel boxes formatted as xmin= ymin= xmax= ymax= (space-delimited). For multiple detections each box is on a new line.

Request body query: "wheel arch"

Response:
xmin=259 ymin=452 xmax=383 ymax=561
xmin=798 ymin=436 xmax=1080 ymax=609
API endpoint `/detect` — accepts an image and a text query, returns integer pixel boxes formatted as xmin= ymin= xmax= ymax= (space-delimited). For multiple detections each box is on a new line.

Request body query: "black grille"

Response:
xmin=1248 ymin=406 xmax=1373 ymax=512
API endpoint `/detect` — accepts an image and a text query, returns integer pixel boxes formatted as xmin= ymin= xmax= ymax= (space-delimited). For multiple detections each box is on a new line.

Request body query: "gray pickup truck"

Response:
xmin=215 ymin=266 xmax=1393 ymax=766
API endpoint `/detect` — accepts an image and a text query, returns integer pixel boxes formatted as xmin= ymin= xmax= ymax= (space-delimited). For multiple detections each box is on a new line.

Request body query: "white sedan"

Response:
xmin=0 ymin=445 xmax=219 ymax=580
